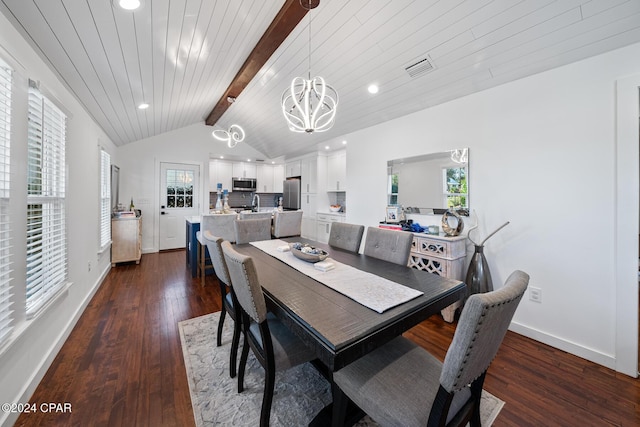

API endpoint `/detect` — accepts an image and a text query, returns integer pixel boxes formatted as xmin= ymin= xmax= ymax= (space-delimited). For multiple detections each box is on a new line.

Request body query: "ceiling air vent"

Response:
xmin=404 ymin=55 xmax=435 ymax=78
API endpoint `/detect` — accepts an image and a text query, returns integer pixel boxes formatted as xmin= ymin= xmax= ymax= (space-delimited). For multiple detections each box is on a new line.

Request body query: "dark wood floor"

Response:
xmin=17 ymin=250 xmax=640 ymax=426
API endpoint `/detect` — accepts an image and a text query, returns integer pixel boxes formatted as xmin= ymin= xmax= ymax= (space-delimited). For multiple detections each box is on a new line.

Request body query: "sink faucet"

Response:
xmin=252 ymin=193 xmax=260 ymax=212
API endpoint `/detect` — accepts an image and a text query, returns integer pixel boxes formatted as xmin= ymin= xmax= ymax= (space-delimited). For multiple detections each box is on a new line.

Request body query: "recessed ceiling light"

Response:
xmin=219 ymin=156 xmax=224 ymax=159
xmin=325 ymin=146 xmax=330 ymax=150
xmin=117 ymin=0 xmax=141 ymax=10
xmin=138 ymin=103 xmax=149 ymax=110
xmin=367 ymin=84 xmax=379 ymax=94
xmin=342 ymin=140 xmax=347 ymax=145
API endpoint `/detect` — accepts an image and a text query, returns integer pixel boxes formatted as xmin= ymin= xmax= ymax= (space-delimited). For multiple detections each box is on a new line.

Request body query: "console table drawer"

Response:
xmin=412 ymin=235 xmax=466 ymax=260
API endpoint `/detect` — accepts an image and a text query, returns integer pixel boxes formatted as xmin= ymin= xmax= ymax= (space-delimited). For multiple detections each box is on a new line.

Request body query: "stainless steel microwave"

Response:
xmin=232 ymin=177 xmax=257 ymax=192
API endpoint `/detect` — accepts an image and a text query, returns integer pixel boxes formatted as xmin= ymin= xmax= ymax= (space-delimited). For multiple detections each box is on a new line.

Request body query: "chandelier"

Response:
xmin=281 ymin=0 xmax=338 ymax=133
xmin=212 ymin=124 xmax=245 ymax=148
xmin=450 ymin=148 xmax=468 ymax=164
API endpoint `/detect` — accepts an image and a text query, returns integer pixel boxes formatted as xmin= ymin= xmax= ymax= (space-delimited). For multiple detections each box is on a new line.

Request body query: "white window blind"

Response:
xmin=0 ymin=60 xmax=13 ymax=345
xmin=26 ymin=82 xmax=67 ymax=317
xmin=100 ymin=149 xmax=111 ymax=249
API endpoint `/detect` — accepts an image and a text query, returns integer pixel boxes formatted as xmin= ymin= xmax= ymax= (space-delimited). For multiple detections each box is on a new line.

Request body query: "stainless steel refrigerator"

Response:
xmin=282 ymin=178 xmax=301 ymax=210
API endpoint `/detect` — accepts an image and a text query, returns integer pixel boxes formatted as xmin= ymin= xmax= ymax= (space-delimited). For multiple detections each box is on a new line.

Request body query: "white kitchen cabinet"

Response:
xmin=285 ymin=160 xmax=301 ymax=178
xmin=300 ymin=192 xmax=317 ymax=218
xmin=256 ymin=164 xmax=275 ymax=192
xmin=273 ymin=164 xmax=284 ymax=193
xmin=316 ymin=212 xmax=345 ymax=244
xmin=209 ymin=159 xmax=233 ymax=192
xmin=232 ymin=161 xmax=257 ymax=179
xmin=301 ymin=217 xmax=317 ymax=240
xmin=327 ymin=151 xmax=346 ymax=191
xmin=300 ymin=156 xmax=317 ymax=193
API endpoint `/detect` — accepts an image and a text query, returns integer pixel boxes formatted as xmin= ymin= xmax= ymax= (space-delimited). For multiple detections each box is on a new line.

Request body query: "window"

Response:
xmin=0 ymin=59 xmax=13 ymax=346
xmin=26 ymin=82 xmax=67 ymax=317
xmin=442 ymin=166 xmax=468 ymax=210
xmin=387 ymin=173 xmax=398 ymax=205
xmin=100 ymin=149 xmax=111 ymax=250
xmin=165 ymin=168 xmax=194 ymax=208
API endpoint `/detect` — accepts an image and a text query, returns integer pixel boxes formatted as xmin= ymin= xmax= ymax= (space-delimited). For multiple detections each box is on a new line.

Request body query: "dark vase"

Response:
xmin=465 ymin=245 xmax=493 ymax=298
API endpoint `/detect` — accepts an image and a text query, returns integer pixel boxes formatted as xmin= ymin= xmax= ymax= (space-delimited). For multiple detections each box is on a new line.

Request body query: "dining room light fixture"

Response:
xmin=450 ymin=148 xmax=469 ymax=164
xmin=212 ymin=124 xmax=245 ymax=148
xmin=281 ymin=0 xmax=338 ymax=134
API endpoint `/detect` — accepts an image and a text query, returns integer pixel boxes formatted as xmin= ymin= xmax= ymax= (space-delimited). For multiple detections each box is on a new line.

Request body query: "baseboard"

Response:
xmin=509 ymin=321 xmax=616 ymax=370
xmin=0 ymin=264 xmax=111 ymax=427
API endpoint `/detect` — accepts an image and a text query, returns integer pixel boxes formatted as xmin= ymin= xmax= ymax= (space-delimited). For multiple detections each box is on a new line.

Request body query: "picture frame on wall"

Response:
xmin=386 ymin=206 xmax=400 ymax=223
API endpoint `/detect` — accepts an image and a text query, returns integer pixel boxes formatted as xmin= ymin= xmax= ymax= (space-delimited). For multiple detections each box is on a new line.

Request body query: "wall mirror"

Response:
xmin=387 ymin=148 xmax=469 ymax=216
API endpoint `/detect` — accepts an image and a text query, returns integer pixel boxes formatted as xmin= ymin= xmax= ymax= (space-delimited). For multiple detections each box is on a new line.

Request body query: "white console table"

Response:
xmin=408 ymin=233 xmax=467 ymax=322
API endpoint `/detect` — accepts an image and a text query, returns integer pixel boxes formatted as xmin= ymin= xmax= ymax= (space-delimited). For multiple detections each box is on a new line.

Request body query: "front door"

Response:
xmin=159 ymin=162 xmax=200 ymax=250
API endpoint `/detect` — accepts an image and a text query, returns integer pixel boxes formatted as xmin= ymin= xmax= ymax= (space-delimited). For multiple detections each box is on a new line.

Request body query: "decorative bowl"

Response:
xmin=288 ymin=242 xmax=329 ymax=263
xmin=329 ymin=205 xmax=341 ymax=212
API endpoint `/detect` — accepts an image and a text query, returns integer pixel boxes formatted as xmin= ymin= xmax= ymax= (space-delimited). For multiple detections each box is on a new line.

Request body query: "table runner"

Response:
xmin=250 ymin=239 xmax=423 ymax=313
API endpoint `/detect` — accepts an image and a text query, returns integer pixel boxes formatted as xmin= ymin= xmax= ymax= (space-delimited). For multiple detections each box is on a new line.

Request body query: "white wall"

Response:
xmin=0 ymin=12 xmax=118 ymax=427
xmin=345 ymin=42 xmax=640 ymax=373
xmin=116 ymin=122 xmax=268 ymax=252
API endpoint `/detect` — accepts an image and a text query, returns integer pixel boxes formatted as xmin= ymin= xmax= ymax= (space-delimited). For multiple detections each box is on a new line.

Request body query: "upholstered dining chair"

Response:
xmin=202 ymin=231 xmax=242 ymax=378
xmin=362 ymin=226 xmax=413 ymax=266
xmin=271 ymin=210 xmax=303 ymax=238
xmin=202 ymin=213 xmax=237 ymax=243
xmin=234 ymin=217 xmax=272 ymax=244
xmin=239 ymin=211 xmax=273 ymax=220
xmin=328 ymin=222 xmax=365 ymax=253
xmin=221 ymin=241 xmax=316 ymax=427
xmin=332 ymin=270 xmax=530 ymax=427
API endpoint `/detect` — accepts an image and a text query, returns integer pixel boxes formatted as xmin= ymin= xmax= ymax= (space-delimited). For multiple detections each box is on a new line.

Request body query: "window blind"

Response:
xmin=26 ymin=84 xmax=67 ymax=317
xmin=0 ymin=60 xmax=13 ymax=345
xmin=100 ymin=149 xmax=111 ymax=249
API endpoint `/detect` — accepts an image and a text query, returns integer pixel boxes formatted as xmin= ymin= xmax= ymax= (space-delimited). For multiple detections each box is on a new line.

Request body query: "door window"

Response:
xmin=165 ymin=169 xmax=194 ymax=208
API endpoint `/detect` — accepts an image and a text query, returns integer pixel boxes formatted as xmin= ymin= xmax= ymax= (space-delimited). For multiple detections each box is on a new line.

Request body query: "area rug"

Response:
xmin=179 ymin=312 xmax=505 ymax=427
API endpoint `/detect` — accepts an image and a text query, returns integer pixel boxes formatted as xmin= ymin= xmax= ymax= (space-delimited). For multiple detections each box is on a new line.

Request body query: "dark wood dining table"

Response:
xmin=235 ymin=237 xmax=466 ymax=372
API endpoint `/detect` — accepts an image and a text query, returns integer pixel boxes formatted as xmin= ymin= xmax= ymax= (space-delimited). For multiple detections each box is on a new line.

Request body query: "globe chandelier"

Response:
xmin=212 ymin=124 xmax=245 ymax=148
xmin=282 ymin=0 xmax=338 ymax=133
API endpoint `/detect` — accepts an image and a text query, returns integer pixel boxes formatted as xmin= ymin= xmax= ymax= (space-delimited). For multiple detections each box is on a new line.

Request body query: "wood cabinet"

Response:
xmin=327 ymin=151 xmax=346 ymax=191
xmin=408 ymin=233 xmax=467 ymax=322
xmin=111 ymin=216 xmax=142 ymax=266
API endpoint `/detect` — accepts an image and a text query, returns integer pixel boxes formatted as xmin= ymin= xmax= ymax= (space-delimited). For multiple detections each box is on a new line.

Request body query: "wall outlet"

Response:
xmin=529 ymin=286 xmax=542 ymax=303
xmin=88 ymin=261 xmax=92 ymax=272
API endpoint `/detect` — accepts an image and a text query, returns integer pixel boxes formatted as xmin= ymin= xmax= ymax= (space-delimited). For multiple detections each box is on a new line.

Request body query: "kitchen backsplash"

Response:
xmin=209 ymin=192 xmax=282 ymax=209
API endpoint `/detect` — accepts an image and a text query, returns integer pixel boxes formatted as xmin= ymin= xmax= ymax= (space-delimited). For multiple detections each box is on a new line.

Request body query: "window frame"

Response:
xmin=0 ymin=58 xmax=13 ymax=346
xmin=99 ymin=149 xmax=111 ymax=251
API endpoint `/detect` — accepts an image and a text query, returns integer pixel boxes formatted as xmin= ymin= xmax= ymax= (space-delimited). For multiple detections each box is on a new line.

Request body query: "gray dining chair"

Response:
xmin=271 ymin=210 xmax=303 ymax=238
xmin=202 ymin=213 xmax=237 ymax=243
xmin=332 ymin=270 xmax=529 ymax=427
xmin=234 ymin=218 xmax=272 ymax=244
xmin=202 ymin=231 xmax=242 ymax=378
xmin=238 ymin=211 xmax=273 ymax=221
xmin=328 ymin=222 xmax=365 ymax=253
xmin=362 ymin=226 xmax=413 ymax=266
xmin=221 ymin=241 xmax=316 ymax=427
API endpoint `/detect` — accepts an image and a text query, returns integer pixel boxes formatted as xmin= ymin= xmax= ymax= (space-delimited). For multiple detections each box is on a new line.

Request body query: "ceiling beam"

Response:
xmin=205 ymin=0 xmax=315 ymax=127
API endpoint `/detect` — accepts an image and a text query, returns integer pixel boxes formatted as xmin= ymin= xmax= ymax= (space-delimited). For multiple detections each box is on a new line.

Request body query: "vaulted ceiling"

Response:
xmin=2 ymin=0 xmax=640 ymax=159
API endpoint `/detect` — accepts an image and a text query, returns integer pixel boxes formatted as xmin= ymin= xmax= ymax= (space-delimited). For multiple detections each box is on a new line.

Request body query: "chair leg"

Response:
xmin=260 ymin=362 xmax=276 ymax=427
xmin=229 ymin=317 xmax=241 ymax=378
xmin=468 ymin=373 xmax=485 ymax=427
xmin=216 ymin=304 xmax=226 ymax=347
xmin=238 ymin=332 xmax=249 ymax=393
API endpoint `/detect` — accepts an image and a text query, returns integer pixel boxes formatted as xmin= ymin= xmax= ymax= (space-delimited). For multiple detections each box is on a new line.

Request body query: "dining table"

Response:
xmin=234 ymin=237 xmax=466 ymax=373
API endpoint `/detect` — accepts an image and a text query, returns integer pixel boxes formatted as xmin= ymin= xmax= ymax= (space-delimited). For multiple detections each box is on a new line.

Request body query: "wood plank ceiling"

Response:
xmin=2 ymin=0 xmax=640 ymax=159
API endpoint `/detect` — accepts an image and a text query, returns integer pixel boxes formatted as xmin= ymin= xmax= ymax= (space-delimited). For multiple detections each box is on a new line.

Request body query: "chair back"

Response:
xmin=329 ymin=222 xmax=365 ymax=253
xmin=202 ymin=232 xmax=231 ymax=286
xmin=272 ymin=210 xmax=303 ymax=238
xmin=363 ymin=226 xmax=413 ymax=266
xmin=202 ymin=213 xmax=237 ymax=243
xmin=221 ymin=241 xmax=268 ymax=323
xmin=239 ymin=211 xmax=272 ymax=221
xmin=440 ymin=270 xmax=529 ymax=393
xmin=234 ymin=218 xmax=272 ymax=244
